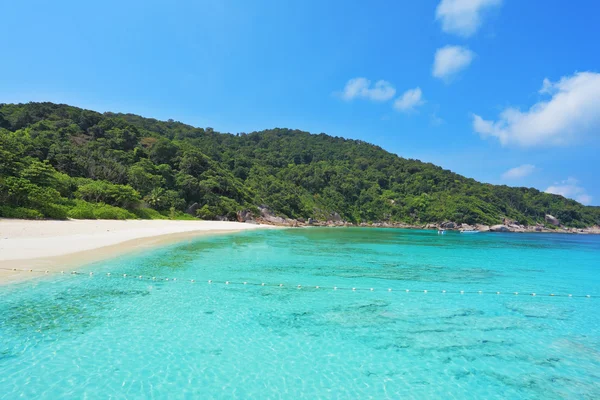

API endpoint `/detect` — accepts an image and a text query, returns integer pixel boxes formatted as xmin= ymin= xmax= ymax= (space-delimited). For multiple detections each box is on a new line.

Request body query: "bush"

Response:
xmin=0 ymin=206 xmax=44 ymax=219
xmin=93 ymin=204 xmax=137 ymax=220
xmin=39 ymin=204 xmax=69 ymax=220
xmin=76 ymin=180 xmax=140 ymax=208
xmin=131 ymin=207 xmax=168 ymax=220
xmin=66 ymin=202 xmax=96 ymax=219
xmin=164 ymin=210 xmax=197 ymax=220
xmin=66 ymin=201 xmax=137 ymax=220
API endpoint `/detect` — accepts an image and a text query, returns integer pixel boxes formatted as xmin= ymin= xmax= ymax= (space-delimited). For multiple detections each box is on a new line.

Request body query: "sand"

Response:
xmin=0 ymin=219 xmax=276 ymax=284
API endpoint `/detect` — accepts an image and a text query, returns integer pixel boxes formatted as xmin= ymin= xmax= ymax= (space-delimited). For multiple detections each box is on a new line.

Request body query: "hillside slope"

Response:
xmin=1 ymin=102 xmax=598 ymax=227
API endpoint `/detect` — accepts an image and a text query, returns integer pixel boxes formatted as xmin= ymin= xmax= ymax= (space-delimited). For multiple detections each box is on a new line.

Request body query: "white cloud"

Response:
xmin=545 ymin=177 xmax=592 ymax=205
xmin=393 ymin=87 xmax=425 ymax=112
xmin=501 ymin=164 xmax=536 ymax=180
xmin=435 ymin=0 xmax=502 ymax=37
xmin=432 ymin=45 xmax=475 ymax=80
xmin=473 ymin=72 xmax=600 ymax=147
xmin=340 ymin=77 xmax=396 ymax=102
xmin=539 ymin=78 xmax=553 ymax=94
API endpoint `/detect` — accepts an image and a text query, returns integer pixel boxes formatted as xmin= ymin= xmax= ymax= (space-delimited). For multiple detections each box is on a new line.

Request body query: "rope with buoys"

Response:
xmin=0 ymin=267 xmax=595 ymax=299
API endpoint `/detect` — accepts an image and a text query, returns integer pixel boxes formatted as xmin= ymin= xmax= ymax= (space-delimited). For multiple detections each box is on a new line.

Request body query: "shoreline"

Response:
xmin=0 ymin=219 xmax=277 ymax=285
xmin=259 ymin=218 xmax=600 ymax=234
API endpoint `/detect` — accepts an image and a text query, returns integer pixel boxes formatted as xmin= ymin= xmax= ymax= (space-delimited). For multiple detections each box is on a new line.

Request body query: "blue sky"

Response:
xmin=2 ymin=0 xmax=599 ymax=205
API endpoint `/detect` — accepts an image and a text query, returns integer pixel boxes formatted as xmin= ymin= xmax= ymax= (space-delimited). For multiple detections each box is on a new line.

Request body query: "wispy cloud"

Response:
xmin=545 ymin=177 xmax=592 ymax=205
xmin=501 ymin=164 xmax=536 ymax=180
xmin=436 ymin=0 xmax=502 ymax=37
xmin=339 ymin=77 xmax=396 ymax=102
xmin=430 ymin=113 xmax=445 ymax=127
xmin=393 ymin=87 xmax=425 ymax=112
xmin=432 ymin=45 xmax=475 ymax=81
xmin=473 ymin=72 xmax=600 ymax=147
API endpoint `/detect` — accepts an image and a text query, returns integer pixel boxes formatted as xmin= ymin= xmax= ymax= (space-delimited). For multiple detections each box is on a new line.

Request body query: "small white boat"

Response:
xmin=437 ymin=229 xmax=446 ymax=235
xmin=460 ymin=230 xmax=479 ymax=234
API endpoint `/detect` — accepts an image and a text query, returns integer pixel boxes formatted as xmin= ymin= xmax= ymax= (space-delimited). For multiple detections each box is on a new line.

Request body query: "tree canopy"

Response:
xmin=1 ymin=102 xmax=598 ymax=227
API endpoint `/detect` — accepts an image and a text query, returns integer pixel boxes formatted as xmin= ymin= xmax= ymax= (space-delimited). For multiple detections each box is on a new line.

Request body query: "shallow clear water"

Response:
xmin=1 ymin=228 xmax=599 ymax=399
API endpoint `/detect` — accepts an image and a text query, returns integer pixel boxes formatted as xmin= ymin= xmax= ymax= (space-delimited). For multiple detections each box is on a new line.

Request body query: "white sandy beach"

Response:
xmin=0 ymin=219 xmax=275 ymax=283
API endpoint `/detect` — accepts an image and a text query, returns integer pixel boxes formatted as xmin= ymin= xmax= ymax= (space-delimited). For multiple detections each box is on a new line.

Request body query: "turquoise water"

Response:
xmin=1 ymin=228 xmax=599 ymax=399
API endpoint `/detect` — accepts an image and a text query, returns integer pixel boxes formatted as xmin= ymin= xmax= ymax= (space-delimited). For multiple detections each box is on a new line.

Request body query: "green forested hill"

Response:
xmin=1 ymin=102 xmax=598 ymax=227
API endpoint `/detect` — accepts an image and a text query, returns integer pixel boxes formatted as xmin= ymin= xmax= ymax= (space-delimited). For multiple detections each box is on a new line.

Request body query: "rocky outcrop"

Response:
xmin=440 ymin=221 xmax=456 ymax=229
xmin=476 ymin=224 xmax=490 ymax=232
xmin=185 ymin=202 xmax=199 ymax=216
xmin=329 ymin=212 xmax=342 ymax=222
xmin=459 ymin=223 xmax=476 ymax=231
xmin=263 ymin=215 xmax=286 ymax=225
xmin=236 ymin=210 xmax=255 ymax=223
xmin=237 ymin=207 xmax=598 ymax=234
xmin=490 ymin=224 xmax=510 ymax=232
xmin=545 ymin=214 xmax=560 ymax=226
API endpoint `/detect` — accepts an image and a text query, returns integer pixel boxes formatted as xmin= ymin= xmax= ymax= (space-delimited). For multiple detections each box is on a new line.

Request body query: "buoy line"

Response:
xmin=0 ymin=267 xmax=595 ymax=299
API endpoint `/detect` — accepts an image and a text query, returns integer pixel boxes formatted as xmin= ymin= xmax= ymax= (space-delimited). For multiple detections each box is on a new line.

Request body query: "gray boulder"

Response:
xmin=330 ymin=212 xmax=342 ymax=222
xmin=476 ymin=224 xmax=490 ymax=232
xmin=236 ymin=210 xmax=254 ymax=222
xmin=186 ymin=202 xmax=199 ymax=216
xmin=264 ymin=215 xmax=286 ymax=225
xmin=545 ymin=214 xmax=560 ymax=226
xmin=490 ymin=224 xmax=510 ymax=232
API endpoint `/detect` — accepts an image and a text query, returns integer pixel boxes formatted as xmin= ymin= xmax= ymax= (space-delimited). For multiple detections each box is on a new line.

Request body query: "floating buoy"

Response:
xmin=531 ymin=293 xmax=536 ymax=296
xmin=334 ymin=286 xmax=337 ymax=290
xmin=352 ymin=288 xmax=356 ymax=291
xmin=173 ymin=278 xmax=176 ymax=281
xmin=152 ymin=277 xmax=156 ymax=280
xmin=442 ymin=290 xmax=446 ymax=293
xmin=478 ymin=291 xmax=482 ymax=294
xmin=388 ymin=288 xmax=392 ymax=292
xmin=514 ymin=292 xmax=519 ymax=295
xmin=123 ymin=274 xmax=127 ymax=277
xmin=279 ymin=283 xmax=283 ymax=287
xmin=89 ymin=272 xmax=93 ymax=276
xmin=568 ymin=294 xmax=572 ymax=297
xmin=405 ymin=289 xmax=410 ymax=293
xmin=587 ymin=295 xmax=591 ymax=298
xmin=315 ymin=286 xmax=320 ymax=289
xmin=424 ymin=290 xmax=428 ymax=293
xmin=191 ymin=279 xmax=195 ymax=283
xmin=243 ymin=282 xmax=247 ymax=285
xmin=107 ymin=273 xmax=111 ymax=276
xmin=225 ymin=281 xmax=230 ymax=285
xmin=550 ymin=293 xmax=555 ymax=296
xmin=261 ymin=283 xmax=265 ymax=286
xmin=165 ymin=278 xmax=169 ymax=281
xmin=370 ymin=288 xmax=374 ymax=291
xmin=460 ymin=291 xmax=464 ymax=294
xmin=496 ymin=292 xmax=500 ymax=295
xmin=138 ymin=276 xmax=143 ymax=279
xmin=208 ymin=280 xmax=212 ymax=284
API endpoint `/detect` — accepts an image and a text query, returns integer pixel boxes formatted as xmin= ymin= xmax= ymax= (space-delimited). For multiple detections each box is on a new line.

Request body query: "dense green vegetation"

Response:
xmin=1 ymin=102 xmax=598 ymax=227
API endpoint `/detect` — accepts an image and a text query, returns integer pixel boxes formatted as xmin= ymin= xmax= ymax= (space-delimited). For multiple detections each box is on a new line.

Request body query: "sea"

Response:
xmin=1 ymin=228 xmax=599 ymax=399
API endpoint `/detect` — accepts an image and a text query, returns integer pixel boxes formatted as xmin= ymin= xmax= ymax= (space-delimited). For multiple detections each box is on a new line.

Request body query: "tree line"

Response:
xmin=1 ymin=102 xmax=598 ymax=227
